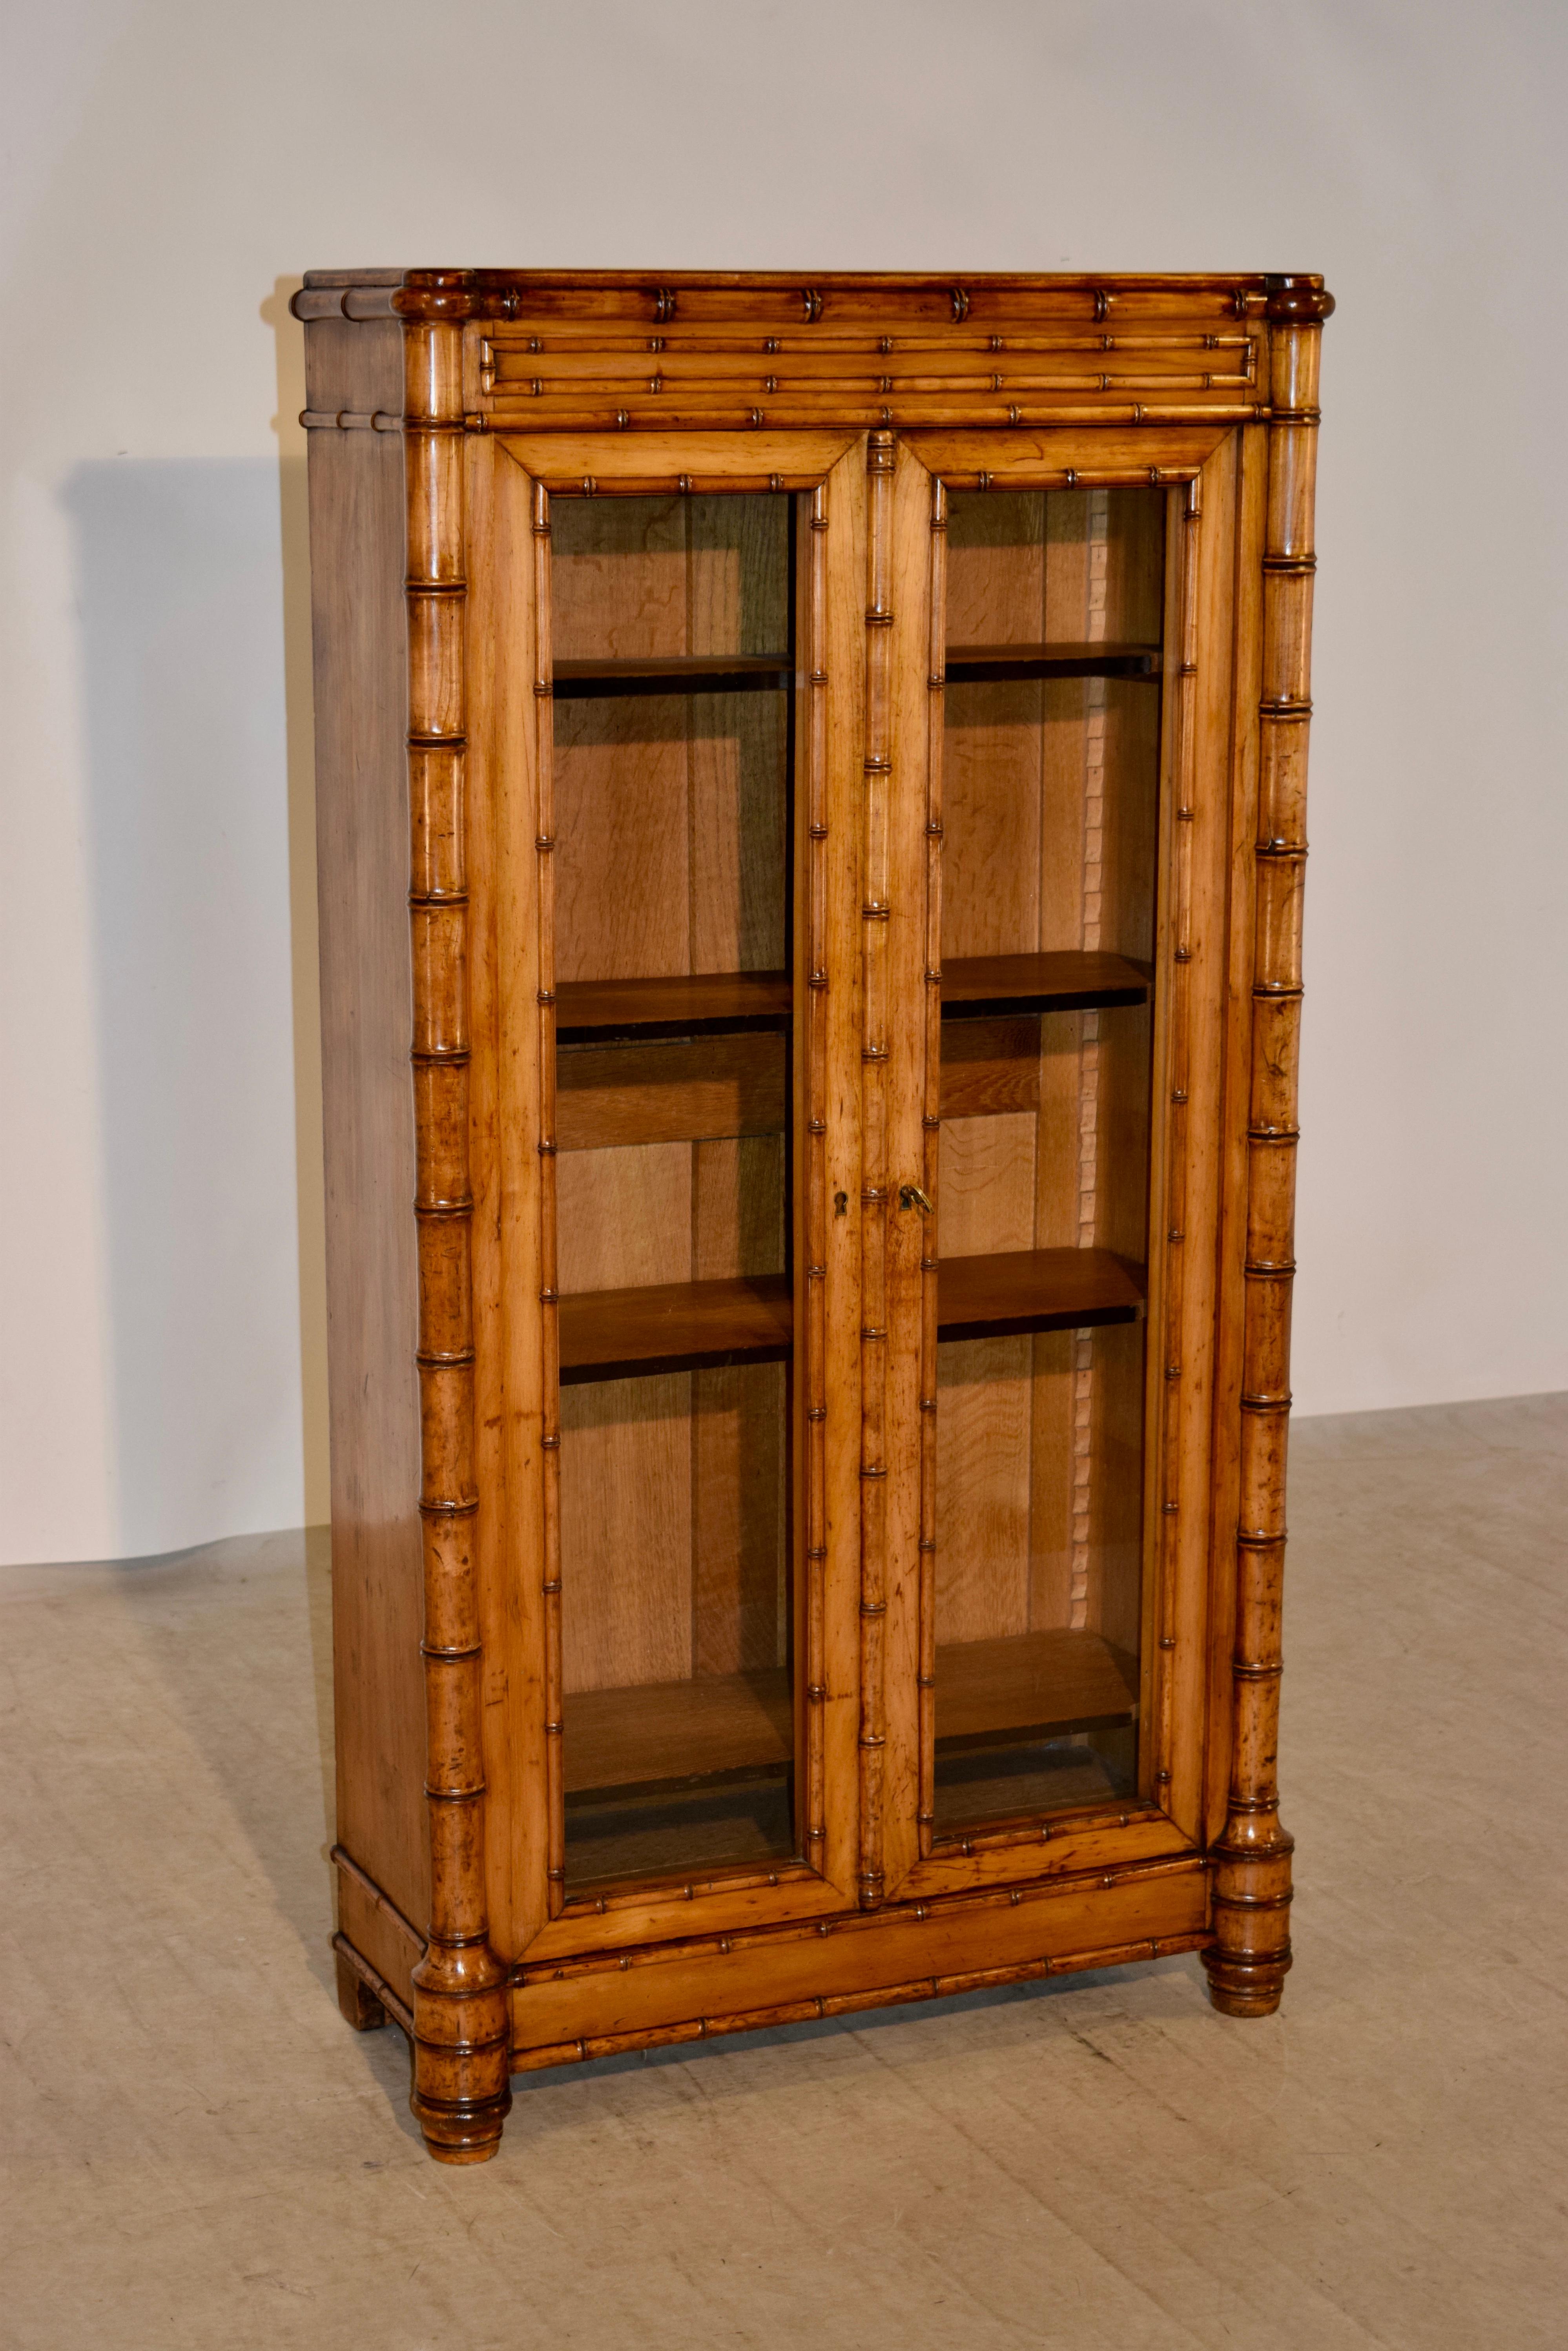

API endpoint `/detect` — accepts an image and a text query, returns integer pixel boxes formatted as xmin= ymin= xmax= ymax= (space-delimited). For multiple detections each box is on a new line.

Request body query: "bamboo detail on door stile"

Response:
xmin=1153 ymin=474 xmax=1203 ymax=1809
xmin=916 ymin=471 xmax=945 ymax=1857
xmin=532 ymin=477 xmax=567 ymax=1921
xmin=803 ymin=478 xmax=832 ymax=1870
xmin=858 ymin=430 xmax=896 ymax=1908
xmin=1202 ymin=278 xmax=1333 ymax=2017
xmin=405 ymin=311 xmax=514 ymax=2164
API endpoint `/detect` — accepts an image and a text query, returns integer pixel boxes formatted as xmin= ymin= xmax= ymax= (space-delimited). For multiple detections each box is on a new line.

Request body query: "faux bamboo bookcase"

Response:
xmin=294 ymin=268 xmax=1331 ymax=2163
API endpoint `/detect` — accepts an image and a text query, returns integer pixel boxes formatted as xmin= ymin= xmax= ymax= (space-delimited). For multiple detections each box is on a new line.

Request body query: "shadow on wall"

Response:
xmin=64 ymin=454 xmax=325 ymax=1554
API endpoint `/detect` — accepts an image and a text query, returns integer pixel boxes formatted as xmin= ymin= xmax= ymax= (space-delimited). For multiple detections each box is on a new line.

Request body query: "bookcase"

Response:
xmin=294 ymin=268 xmax=1331 ymax=2161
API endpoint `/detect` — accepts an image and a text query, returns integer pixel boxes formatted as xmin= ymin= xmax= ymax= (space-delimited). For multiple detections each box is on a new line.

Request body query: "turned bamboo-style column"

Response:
xmin=1203 ymin=275 xmax=1333 ymax=2019
xmin=399 ymin=279 xmax=513 ymax=2156
xmin=915 ymin=469 xmax=946 ymax=1857
xmin=802 ymin=478 xmax=832 ymax=1873
xmin=858 ymin=430 xmax=896 ymax=1909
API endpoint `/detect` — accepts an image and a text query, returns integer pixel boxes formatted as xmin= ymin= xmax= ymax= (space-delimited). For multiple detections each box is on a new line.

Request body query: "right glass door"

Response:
xmin=932 ymin=483 xmax=1165 ymax=1831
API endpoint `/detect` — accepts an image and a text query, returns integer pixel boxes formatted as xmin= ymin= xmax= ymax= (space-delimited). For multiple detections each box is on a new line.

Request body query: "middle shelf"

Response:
xmin=558 ymin=1248 xmax=1145 ymax=1384
xmin=555 ymin=950 xmax=1150 ymax=1045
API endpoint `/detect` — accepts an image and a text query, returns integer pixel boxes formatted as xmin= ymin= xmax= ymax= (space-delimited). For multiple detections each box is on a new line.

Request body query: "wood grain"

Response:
xmin=556 ymin=970 xmax=790 ymax=1039
xmin=303 ymin=313 xmax=432 ymax=1987
xmin=944 ymin=642 xmax=1157 ymax=682
xmin=559 ymin=1274 xmax=792 ymax=1382
xmin=937 ymin=1627 xmax=1138 ymax=1748
xmin=939 ymin=1248 xmax=1145 ymax=1338
xmin=554 ymin=653 xmax=790 ymax=696
xmin=556 ymin=1034 xmax=785 ymax=1152
xmin=941 ymin=950 xmax=1150 ymax=1017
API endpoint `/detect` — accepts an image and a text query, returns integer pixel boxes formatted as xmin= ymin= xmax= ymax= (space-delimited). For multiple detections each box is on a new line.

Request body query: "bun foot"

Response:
xmin=410 ymin=2087 xmax=511 ymax=2165
xmin=1202 ymin=1946 xmax=1291 ymax=2017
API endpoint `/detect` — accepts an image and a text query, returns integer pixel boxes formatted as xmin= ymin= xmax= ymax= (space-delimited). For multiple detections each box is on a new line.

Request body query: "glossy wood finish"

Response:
xmin=297 ymin=268 xmax=1329 ymax=2160
xmin=937 ymin=1248 xmax=1145 ymax=1338
xmin=302 ymin=312 xmax=432 ymax=2021
xmin=942 ymin=950 xmax=1150 ymax=1018
xmin=558 ymin=1274 xmax=793 ymax=1382
xmin=944 ymin=642 xmax=1158 ymax=683
xmin=553 ymin=652 xmax=791 ymax=697
xmin=1200 ymin=287 xmax=1331 ymax=2021
xmin=554 ymin=970 xmax=790 ymax=1039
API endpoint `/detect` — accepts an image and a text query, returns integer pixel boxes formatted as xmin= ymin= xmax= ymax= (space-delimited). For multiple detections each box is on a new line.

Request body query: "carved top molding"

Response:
xmin=291 ymin=270 xmax=1332 ymax=434
xmin=294 ymin=268 xmax=1335 ymax=329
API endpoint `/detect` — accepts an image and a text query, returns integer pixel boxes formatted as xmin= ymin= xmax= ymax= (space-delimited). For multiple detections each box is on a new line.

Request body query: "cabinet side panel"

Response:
xmin=304 ymin=317 xmax=431 ymax=1950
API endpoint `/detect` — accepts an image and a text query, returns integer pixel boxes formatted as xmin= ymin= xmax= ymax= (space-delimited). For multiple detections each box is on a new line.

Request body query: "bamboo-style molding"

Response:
xmin=857 ymin=430 xmax=896 ymax=1910
xmin=802 ymin=478 xmax=832 ymax=1876
xmin=518 ymin=1850 xmax=1207 ymax=1983
xmin=529 ymin=476 xmax=567 ymax=1930
xmin=299 ymin=408 xmax=404 ymax=432
xmin=337 ymin=1921 xmax=1208 ymax=2076
xmin=476 ymin=403 xmax=1271 ymax=436
xmin=403 ymin=313 xmax=514 ymax=2165
xmin=1201 ymin=299 xmax=1329 ymax=2018
xmin=296 ymin=267 xmax=1328 ymax=333
xmin=1151 ymin=477 xmax=1203 ymax=1811
xmin=915 ymin=471 xmax=946 ymax=1858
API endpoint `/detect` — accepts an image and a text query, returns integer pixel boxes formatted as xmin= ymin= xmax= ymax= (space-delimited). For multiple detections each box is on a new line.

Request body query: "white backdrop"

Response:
xmin=4 ymin=0 xmax=1565 ymax=1565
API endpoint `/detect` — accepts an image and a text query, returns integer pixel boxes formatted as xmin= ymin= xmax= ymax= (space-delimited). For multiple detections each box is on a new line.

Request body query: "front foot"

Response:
xmin=410 ymin=2086 xmax=512 ymax=2165
xmin=1202 ymin=1945 xmax=1291 ymax=2017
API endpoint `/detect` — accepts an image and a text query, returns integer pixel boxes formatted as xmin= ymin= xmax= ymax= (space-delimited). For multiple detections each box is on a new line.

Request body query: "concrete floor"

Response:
xmin=3 ymin=1394 xmax=1565 ymax=2349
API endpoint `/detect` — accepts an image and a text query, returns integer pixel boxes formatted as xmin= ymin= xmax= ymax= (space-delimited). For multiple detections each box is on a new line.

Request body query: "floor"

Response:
xmin=3 ymin=1394 xmax=1565 ymax=2349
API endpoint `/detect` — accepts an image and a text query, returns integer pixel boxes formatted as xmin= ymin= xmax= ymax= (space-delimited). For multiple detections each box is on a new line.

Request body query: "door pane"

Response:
xmin=933 ymin=485 xmax=1164 ymax=1830
xmin=549 ymin=493 xmax=800 ymax=1888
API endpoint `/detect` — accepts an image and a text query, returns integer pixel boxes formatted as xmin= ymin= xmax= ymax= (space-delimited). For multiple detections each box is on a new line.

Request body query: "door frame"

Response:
xmin=466 ymin=429 xmax=874 ymax=1962
xmin=877 ymin=421 xmax=1264 ymax=1904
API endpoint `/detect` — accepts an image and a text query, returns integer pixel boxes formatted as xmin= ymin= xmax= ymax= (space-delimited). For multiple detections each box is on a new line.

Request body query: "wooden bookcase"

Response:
xmin=294 ymin=268 xmax=1331 ymax=2162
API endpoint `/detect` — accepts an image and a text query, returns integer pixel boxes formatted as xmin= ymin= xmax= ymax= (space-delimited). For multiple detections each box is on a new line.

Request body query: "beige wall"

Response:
xmin=4 ymin=0 xmax=1565 ymax=1563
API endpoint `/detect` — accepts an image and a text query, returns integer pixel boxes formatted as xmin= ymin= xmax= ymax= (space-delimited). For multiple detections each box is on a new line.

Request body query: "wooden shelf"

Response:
xmin=562 ymin=1627 xmax=1136 ymax=1804
xmin=555 ymin=970 xmax=791 ymax=1042
xmin=565 ymin=1669 xmax=792 ymax=1801
xmin=938 ymin=1628 xmax=1139 ymax=1752
xmin=553 ymin=653 xmax=792 ymax=699
xmin=559 ymin=1273 xmax=792 ymax=1385
xmin=944 ymin=641 xmax=1159 ymax=684
xmin=942 ymin=950 xmax=1151 ymax=1021
xmin=559 ymin=1249 xmax=1141 ymax=1387
xmin=938 ymin=1248 xmax=1145 ymax=1340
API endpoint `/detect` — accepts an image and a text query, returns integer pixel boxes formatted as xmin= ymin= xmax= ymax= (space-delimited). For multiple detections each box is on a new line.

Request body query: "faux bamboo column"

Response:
xmin=401 ymin=284 xmax=514 ymax=2156
xmin=857 ymin=430 xmax=895 ymax=1910
xmin=1203 ymin=275 xmax=1333 ymax=2018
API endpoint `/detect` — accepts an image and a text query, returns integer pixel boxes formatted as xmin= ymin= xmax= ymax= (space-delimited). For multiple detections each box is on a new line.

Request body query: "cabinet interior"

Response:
xmin=548 ymin=477 xmax=1167 ymax=1888
xmin=933 ymin=484 xmax=1163 ymax=1830
xmin=550 ymin=493 xmax=798 ymax=1888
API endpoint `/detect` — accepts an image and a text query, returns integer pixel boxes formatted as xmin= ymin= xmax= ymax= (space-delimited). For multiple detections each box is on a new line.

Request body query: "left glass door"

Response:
xmin=545 ymin=490 xmax=799 ymax=1890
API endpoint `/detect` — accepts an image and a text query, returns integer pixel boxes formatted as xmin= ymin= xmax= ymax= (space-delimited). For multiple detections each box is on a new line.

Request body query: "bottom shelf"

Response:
xmin=563 ymin=1628 xmax=1138 ymax=1806
xmin=937 ymin=1628 xmax=1138 ymax=1751
xmin=565 ymin=1670 xmax=793 ymax=1804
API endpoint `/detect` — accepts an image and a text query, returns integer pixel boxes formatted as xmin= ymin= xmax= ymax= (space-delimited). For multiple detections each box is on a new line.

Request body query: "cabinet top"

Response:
xmin=292 ymin=268 xmax=1335 ymax=328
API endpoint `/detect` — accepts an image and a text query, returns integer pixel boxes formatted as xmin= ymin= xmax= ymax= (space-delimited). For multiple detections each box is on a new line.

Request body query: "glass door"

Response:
xmin=545 ymin=489 xmax=800 ymax=1891
xmin=928 ymin=482 xmax=1165 ymax=1834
